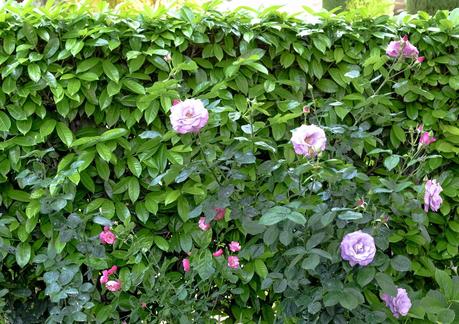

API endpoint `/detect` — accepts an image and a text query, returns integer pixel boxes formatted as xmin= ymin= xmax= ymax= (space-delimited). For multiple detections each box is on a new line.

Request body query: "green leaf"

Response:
xmin=153 ymin=236 xmax=169 ymax=251
xmin=391 ymin=255 xmax=411 ymax=272
xmin=287 ymin=211 xmax=306 ymax=225
xmin=0 ymin=111 xmax=11 ymax=132
xmin=301 ymin=254 xmax=320 ymax=270
xmin=128 ymin=177 xmax=140 ymax=203
xmin=435 ymin=269 xmax=453 ymax=298
xmin=194 ymin=249 xmax=215 ymax=280
xmin=56 ymin=122 xmax=73 ymax=147
xmin=356 ymin=267 xmax=375 ymax=287
xmin=375 ymin=272 xmax=397 ymax=296
xmin=96 ymin=143 xmax=112 ymax=162
xmin=338 ymin=211 xmax=363 ymax=221
xmin=102 ymin=60 xmax=120 ymax=82
xmin=127 ymin=156 xmax=142 ymax=177
xmin=317 ymin=79 xmax=338 ymax=93
xmin=16 ymin=242 xmax=31 ymax=268
xmin=27 ymin=64 xmax=41 ymax=82
xmin=123 ymin=79 xmax=145 ymax=94
xmin=100 ymin=128 xmax=128 ymax=141
xmin=254 ymin=259 xmax=268 ymax=278
xmin=384 ymin=155 xmax=400 ymax=171
xmin=259 ymin=206 xmax=290 ymax=225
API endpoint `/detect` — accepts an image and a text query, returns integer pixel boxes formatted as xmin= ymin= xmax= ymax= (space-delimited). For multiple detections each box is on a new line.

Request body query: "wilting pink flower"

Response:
xmin=164 ymin=53 xmax=172 ymax=62
xmin=416 ymin=124 xmax=424 ymax=133
xmin=107 ymin=265 xmax=118 ymax=275
xmin=386 ymin=41 xmax=401 ymax=57
xmin=229 ymin=241 xmax=241 ymax=252
xmin=141 ymin=302 xmax=147 ymax=309
xmin=291 ymin=124 xmax=327 ymax=158
xmin=402 ymin=35 xmax=409 ymax=42
xmin=402 ymin=41 xmax=419 ymax=58
xmin=198 ymin=217 xmax=211 ymax=231
xmin=356 ymin=198 xmax=366 ymax=208
xmin=172 ymin=99 xmax=181 ymax=106
xmin=213 ymin=248 xmax=224 ymax=257
xmin=169 ymin=99 xmax=209 ymax=134
xmin=182 ymin=258 xmax=190 ymax=272
xmin=99 ymin=226 xmax=116 ymax=245
xmin=105 ymin=280 xmax=122 ymax=292
xmin=340 ymin=230 xmax=376 ymax=266
xmin=419 ymin=132 xmax=436 ymax=145
xmin=381 ymin=288 xmax=412 ymax=318
xmin=100 ymin=271 xmax=109 ymax=285
xmin=303 ymin=106 xmax=310 ymax=113
xmin=214 ymin=208 xmax=226 ymax=221
xmin=424 ymin=179 xmax=443 ymax=212
xmin=228 ymin=256 xmax=240 ymax=269
xmin=417 ymin=56 xmax=425 ymax=63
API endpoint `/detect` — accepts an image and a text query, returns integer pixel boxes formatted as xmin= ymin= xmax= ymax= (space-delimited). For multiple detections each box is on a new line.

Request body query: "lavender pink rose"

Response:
xmin=381 ymin=288 xmax=412 ymax=318
xmin=424 ymin=179 xmax=443 ymax=212
xmin=169 ymin=99 xmax=209 ymax=134
xmin=291 ymin=124 xmax=327 ymax=158
xmin=340 ymin=230 xmax=376 ymax=266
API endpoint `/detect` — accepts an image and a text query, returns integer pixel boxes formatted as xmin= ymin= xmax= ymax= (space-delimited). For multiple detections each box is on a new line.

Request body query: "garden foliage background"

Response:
xmin=1 ymin=1 xmax=459 ymax=323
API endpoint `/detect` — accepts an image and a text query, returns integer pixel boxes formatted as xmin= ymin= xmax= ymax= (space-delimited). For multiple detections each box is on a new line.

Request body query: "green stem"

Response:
xmin=197 ymin=133 xmax=222 ymax=186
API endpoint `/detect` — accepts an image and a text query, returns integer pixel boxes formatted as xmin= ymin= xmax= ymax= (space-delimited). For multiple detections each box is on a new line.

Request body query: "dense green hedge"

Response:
xmin=1 ymin=2 xmax=459 ymax=323
xmin=406 ymin=0 xmax=459 ymax=14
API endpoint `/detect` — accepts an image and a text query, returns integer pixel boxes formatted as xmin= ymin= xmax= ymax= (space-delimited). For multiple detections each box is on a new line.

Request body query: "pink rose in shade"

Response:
xmin=340 ymin=230 xmax=376 ymax=267
xmin=228 ymin=241 xmax=241 ymax=252
xmin=291 ymin=125 xmax=327 ymax=158
xmin=214 ymin=208 xmax=226 ymax=221
xmin=402 ymin=40 xmax=419 ymax=58
xmin=228 ymin=256 xmax=240 ymax=269
xmin=141 ymin=302 xmax=147 ymax=309
xmin=424 ymin=179 xmax=443 ymax=212
xmin=100 ymin=271 xmax=109 ymax=285
xmin=417 ymin=56 xmax=425 ymax=63
xmin=386 ymin=41 xmax=401 ymax=57
xmin=105 ymin=280 xmax=122 ymax=292
xmin=419 ymin=132 xmax=436 ymax=145
xmin=172 ymin=99 xmax=181 ymax=106
xmin=99 ymin=226 xmax=116 ymax=245
xmin=182 ymin=258 xmax=190 ymax=272
xmin=169 ymin=99 xmax=209 ymax=134
xmin=198 ymin=217 xmax=211 ymax=231
xmin=212 ymin=249 xmax=224 ymax=257
xmin=381 ymin=288 xmax=412 ymax=318
xmin=107 ymin=265 xmax=118 ymax=275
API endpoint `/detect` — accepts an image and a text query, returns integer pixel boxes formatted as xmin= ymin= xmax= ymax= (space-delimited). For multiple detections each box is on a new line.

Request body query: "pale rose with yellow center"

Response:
xmin=169 ymin=99 xmax=209 ymax=134
xmin=291 ymin=124 xmax=327 ymax=158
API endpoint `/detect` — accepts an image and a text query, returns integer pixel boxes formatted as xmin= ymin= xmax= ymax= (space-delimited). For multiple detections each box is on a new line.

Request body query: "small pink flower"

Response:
xmin=164 ymin=53 xmax=172 ymax=62
xmin=419 ymin=132 xmax=436 ymax=145
xmin=402 ymin=41 xmax=419 ymax=58
xmin=416 ymin=124 xmax=424 ymax=133
xmin=141 ymin=302 xmax=147 ymax=309
xmin=356 ymin=198 xmax=366 ymax=208
xmin=229 ymin=241 xmax=241 ymax=252
xmin=417 ymin=56 xmax=425 ymax=63
xmin=198 ymin=217 xmax=211 ymax=231
xmin=105 ymin=280 xmax=122 ymax=292
xmin=303 ymin=106 xmax=310 ymax=113
xmin=100 ymin=271 xmax=109 ymax=284
xmin=182 ymin=258 xmax=190 ymax=272
xmin=402 ymin=35 xmax=409 ymax=42
xmin=424 ymin=179 xmax=443 ymax=212
xmin=386 ymin=41 xmax=401 ymax=57
xmin=214 ymin=208 xmax=226 ymax=221
xmin=228 ymin=256 xmax=240 ymax=269
xmin=107 ymin=265 xmax=118 ymax=275
xmin=172 ymin=99 xmax=181 ymax=106
xmin=99 ymin=226 xmax=116 ymax=245
xmin=213 ymin=248 xmax=224 ymax=257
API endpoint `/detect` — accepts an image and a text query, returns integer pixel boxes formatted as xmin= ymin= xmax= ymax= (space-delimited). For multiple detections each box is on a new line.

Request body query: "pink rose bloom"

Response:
xmin=417 ymin=56 xmax=425 ymax=63
xmin=419 ymin=132 xmax=436 ymax=145
xmin=105 ymin=280 xmax=122 ymax=292
xmin=402 ymin=40 xmax=419 ymax=58
xmin=424 ymin=179 xmax=443 ymax=212
xmin=214 ymin=208 xmax=226 ymax=221
xmin=213 ymin=248 xmax=224 ymax=257
xmin=228 ymin=241 xmax=241 ymax=252
xmin=99 ymin=226 xmax=116 ymax=245
xmin=303 ymin=106 xmax=310 ymax=113
xmin=386 ymin=41 xmax=401 ymax=57
xmin=182 ymin=258 xmax=190 ymax=272
xmin=340 ymin=230 xmax=376 ymax=266
xmin=381 ymin=288 xmax=412 ymax=318
xmin=228 ymin=256 xmax=240 ymax=269
xmin=291 ymin=124 xmax=327 ymax=158
xmin=169 ymin=99 xmax=209 ymax=134
xmin=198 ymin=217 xmax=211 ymax=231
xmin=107 ymin=265 xmax=118 ymax=275
xmin=100 ymin=271 xmax=109 ymax=284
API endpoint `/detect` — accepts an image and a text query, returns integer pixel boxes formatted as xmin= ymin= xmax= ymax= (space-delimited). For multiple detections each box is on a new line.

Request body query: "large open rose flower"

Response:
xmin=340 ymin=230 xmax=376 ymax=266
xmin=386 ymin=36 xmax=419 ymax=58
xmin=291 ymin=124 xmax=327 ymax=158
xmin=424 ymin=179 xmax=443 ymax=212
xmin=169 ymin=99 xmax=209 ymax=134
xmin=381 ymin=288 xmax=412 ymax=318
